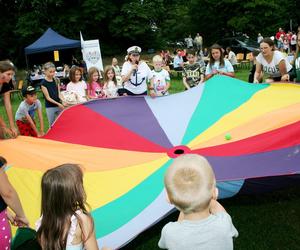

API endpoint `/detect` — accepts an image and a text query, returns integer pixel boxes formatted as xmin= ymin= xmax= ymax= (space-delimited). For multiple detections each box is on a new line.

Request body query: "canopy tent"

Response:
xmin=25 ymin=28 xmax=80 ymax=55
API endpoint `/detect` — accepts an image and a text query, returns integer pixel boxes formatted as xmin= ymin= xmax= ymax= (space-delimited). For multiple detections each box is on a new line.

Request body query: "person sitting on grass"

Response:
xmin=205 ymin=44 xmax=235 ymax=80
xmin=182 ymin=50 xmax=205 ymax=90
xmin=159 ymin=154 xmax=238 ymax=250
xmin=149 ymin=55 xmax=170 ymax=97
xmin=15 ymin=86 xmax=44 ymax=137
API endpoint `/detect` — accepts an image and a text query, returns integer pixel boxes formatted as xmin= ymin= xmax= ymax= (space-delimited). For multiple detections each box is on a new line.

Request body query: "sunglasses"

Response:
xmin=131 ymin=53 xmax=140 ymax=57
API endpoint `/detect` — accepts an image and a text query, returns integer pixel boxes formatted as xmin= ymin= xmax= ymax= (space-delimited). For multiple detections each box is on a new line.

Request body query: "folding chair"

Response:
xmin=241 ymin=53 xmax=252 ymax=69
xmin=10 ymin=80 xmax=24 ymax=100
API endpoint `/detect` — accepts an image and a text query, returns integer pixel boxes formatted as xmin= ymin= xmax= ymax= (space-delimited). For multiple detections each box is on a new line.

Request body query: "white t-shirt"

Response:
xmin=121 ymin=61 xmax=153 ymax=94
xmin=104 ymin=80 xmax=118 ymax=98
xmin=158 ymin=212 xmax=238 ymax=250
xmin=205 ymin=59 xmax=234 ymax=75
xmin=256 ymin=50 xmax=292 ymax=78
xmin=227 ymin=51 xmax=237 ymax=66
xmin=291 ymin=34 xmax=297 ymax=45
xmin=151 ymin=69 xmax=170 ymax=96
xmin=66 ymin=81 xmax=87 ymax=102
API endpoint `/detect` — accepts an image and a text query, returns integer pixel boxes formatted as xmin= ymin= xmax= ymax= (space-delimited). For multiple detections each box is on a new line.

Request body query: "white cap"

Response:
xmin=127 ymin=46 xmax=142 ymax=54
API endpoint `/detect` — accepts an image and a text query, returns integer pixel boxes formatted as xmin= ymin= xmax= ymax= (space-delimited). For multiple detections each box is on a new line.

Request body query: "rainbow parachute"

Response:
xmin=1 ymin=76 xmax=300 ymax=248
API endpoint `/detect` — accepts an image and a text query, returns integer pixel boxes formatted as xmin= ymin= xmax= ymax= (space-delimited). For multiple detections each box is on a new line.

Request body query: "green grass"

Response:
xmin=2 ymin=68 xmax=300 ymax=250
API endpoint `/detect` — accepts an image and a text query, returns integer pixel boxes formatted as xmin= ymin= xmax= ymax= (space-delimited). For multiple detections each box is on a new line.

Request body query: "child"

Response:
xmin=205 ymin=44 xmax=235 ymax=80
xmin=15 ymin=86 xmax=44 ymax=137
xmin=41 ymin=62 xmax=65 ymax=126
xmin=87 ymin=67 xmax=104 ymax=99
xmin=67 ymin=66 xmax=88 ymax=102
xmin=149 ymin=55 xmax=170 ymax=97
xmin=182 ymin=50 xmax=205 ymax=89
xmin=36 ymin=164 xmax=99 ymax=250
xmin=248 ymin=49 xmax=261 ymax=83
xmin=159 ymin=154 xmax=238 ymax=250
xmin=103 ymin=66 xmax=118 ymax=98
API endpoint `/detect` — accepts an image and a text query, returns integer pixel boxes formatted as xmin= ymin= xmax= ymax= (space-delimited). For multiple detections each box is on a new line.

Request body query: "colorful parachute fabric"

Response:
xmin=1 ymin=75 xmax=300 ymax=248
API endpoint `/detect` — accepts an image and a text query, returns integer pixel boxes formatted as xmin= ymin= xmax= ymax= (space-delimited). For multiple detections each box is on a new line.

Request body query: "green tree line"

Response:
xmin=0 ymin=0 xmax=299 ymax=66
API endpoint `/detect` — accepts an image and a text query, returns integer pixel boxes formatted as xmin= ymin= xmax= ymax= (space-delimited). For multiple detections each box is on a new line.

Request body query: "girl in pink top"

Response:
xmin=87 ymin=67 xmax=104 ymax=99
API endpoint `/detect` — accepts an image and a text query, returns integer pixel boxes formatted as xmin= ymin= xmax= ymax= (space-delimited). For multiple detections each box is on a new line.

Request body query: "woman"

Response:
xmin=0 ymin=156 xmax=29 ymax=249
xmin=120 ymin=46 xmax=152 ymax=96
xmin=0 ymin=60 xmax=18 ymax=138
xmin=205 ymin=44 xmax=235 ymax=80
xmin=253 ymin=38 xmax=292 ymax=83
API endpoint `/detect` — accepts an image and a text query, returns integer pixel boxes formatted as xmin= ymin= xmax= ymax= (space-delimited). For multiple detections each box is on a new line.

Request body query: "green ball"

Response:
xmin=225 ymin=133 xmax=232 ymax=140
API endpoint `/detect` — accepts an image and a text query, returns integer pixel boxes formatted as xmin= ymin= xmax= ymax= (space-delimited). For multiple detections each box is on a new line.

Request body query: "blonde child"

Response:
xmin=36 ymin=164 xmax=99 ymax=250
xmin=159 ymin=154 xmax=238 ymax=250
xmin=149 ymin=55 xmax=170 ymax=97
xmin=87 ymin=67 xmax=104 ymax=99
xmin=67 ymin=66 xmax=88 ymax=102
xmin=15 ymin=86 xmax=44 ymax=137
xmin=103 ymin=66 xmax=118 ymax=98
xmin=41 ymin=62 xmax=64 ymax=126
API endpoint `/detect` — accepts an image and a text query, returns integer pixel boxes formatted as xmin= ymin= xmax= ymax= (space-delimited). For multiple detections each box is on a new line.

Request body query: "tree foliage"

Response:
xmin=0 ymin=0 xmax=298 ymax=66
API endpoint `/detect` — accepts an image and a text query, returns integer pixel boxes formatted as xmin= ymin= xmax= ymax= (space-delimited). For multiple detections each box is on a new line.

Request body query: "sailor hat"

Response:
xmin=127 ymin=46 xmax=142 ymax=54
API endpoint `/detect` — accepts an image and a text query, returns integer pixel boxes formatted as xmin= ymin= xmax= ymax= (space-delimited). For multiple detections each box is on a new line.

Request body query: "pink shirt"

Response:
xmin=87 ymin=81 xmax=103 ymax=98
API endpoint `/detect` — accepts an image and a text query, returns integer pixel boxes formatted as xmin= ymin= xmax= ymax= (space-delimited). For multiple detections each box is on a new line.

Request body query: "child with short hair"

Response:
xmin=149 ymin=55 xmax=170 ymax=97
xmin=67 ymin=66 xmax=88 ymax=102
xmin=159 ymin=154 xmax=238 ymax=250
xmin=87 ymin=67 xmax=104 ymax=99
xmin=182 ymin=50 xmax=205 ymax=89
xmin=15 ymin=86 xmax=44 ymax=137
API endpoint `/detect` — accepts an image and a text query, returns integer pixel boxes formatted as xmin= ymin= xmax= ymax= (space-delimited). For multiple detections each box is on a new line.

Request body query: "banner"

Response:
xmin=80 ymin=32 xmax=104 ymax=71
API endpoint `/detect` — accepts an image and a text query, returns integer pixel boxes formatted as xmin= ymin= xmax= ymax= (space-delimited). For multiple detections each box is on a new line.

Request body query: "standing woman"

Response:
xmin=120 ymin=46 xmax=153 ymax=96
xmin=205 ymin=44 xmax=235 ymax=80
xmin=254 ymin=38 xmax=292 ymax=83
xmin=0 ymin=61 xmax=18 ymax=138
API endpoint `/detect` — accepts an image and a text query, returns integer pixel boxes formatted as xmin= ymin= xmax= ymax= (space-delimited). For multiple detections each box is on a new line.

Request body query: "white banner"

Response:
xmin=80 ymin=32 xmax=104 ymax=71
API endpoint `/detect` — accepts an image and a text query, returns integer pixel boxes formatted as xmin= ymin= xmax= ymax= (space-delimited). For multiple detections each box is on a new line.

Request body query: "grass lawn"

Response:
xmin=1 ymin=67 xmax=300 ymax=249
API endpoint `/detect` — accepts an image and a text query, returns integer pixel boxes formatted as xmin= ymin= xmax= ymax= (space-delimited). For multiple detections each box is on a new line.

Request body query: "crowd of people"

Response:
xmin=1 ymin=28 xmax=300 ymax=249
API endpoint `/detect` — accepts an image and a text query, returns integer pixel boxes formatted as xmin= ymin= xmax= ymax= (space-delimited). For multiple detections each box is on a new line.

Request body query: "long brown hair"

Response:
xmin=37 ymin=164 xmax=93 ymax=250
xmin=87 ymin=67 xmax=100 ymax=84
xmin=104 ymin=66 xmax=117 ymax=86
xmin=208 ymin=44 xmax=225 ymax=68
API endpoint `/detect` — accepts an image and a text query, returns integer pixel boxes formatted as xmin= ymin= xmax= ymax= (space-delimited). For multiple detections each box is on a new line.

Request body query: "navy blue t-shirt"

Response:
xmin=41 ymin=79 xmax=61 ymax=108
xmin=0 ymin=80 xmax=14 ymax=95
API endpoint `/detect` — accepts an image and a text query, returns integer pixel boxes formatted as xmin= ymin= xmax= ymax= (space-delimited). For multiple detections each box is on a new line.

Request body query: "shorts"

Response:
xmin=16 ymin=120 xmax=38 ymax=137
